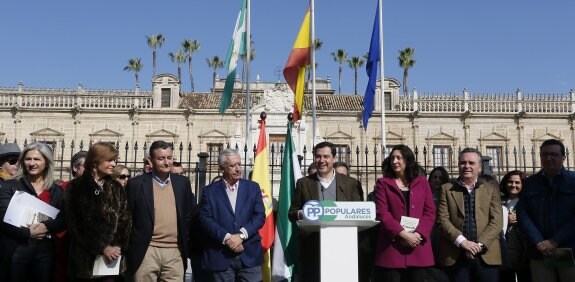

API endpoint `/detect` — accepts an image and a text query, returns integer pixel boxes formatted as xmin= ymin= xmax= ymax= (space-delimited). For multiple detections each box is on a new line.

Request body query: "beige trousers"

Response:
xmin=133 ymin=246 xmax=184 ymax=282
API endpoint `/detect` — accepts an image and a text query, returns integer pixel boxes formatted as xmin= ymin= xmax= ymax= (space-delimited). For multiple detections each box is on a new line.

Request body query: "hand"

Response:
xmin=398 ymin=230 xmax=421 ymax=248
xmin=231 ymin=243 xmax=244 ymax=253
xmin=225 ymin=234 xmax=243 ymax=252
xmin=536 ymin=240 xmax=558 ymax=256
xmin=464 ymin=250 xmax=475 ymax=259
xmin=28 ymin=223 xmax=48 ymax=239
xmin=102 ymin=245 xmax=121 ymax=263
xmin=460 ymin=240 xmax=482 ymax=256
xmin=508 ymin=212 xmax=517 ymax=225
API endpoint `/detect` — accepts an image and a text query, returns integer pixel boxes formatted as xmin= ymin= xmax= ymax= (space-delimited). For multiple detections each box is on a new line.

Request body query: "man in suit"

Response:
xmin=199 ymin=149 xmax=265 ymax=282
xmin=517 ymin=139 xmax=575 ymax=281
xmin=437 ymin=147 xmax=502 ymax=282
xmin=288 ymin=141 xmax=363 ymax=282
xmin=126 ymin=140 xmax=196 ymax=281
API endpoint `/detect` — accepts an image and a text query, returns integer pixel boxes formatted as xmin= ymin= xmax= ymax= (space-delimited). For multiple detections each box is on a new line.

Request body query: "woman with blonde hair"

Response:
xmin=66 ymin=142 xmax=131 ymax=281
xmin=112 ymin=164 xmax=131 ymax=188
xmin=0 ymin=142 xmax=66 ymax=282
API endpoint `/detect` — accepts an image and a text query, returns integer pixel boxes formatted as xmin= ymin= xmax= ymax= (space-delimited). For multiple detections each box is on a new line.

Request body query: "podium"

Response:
xmin=297 ymin=201 xmax=379 ymax=282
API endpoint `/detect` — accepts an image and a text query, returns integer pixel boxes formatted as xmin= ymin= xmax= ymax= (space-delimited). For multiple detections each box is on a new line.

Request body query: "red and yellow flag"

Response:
xmin=283 ymin=8 xmax=311 ymax=122
xmin=253 ymin=117 xmax=274 ymax=282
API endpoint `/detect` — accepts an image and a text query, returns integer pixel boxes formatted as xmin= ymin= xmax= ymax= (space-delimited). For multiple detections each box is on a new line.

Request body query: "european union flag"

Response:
xmin=362 ymin=1 xmax=380 ymax=130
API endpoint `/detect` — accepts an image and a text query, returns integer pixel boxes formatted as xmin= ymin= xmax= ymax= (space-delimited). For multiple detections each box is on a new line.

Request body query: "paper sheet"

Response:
xmin=93 ymin=255 xmax=121 ymax=276
xmin=3 ymin=191 xmax=59 ymax=227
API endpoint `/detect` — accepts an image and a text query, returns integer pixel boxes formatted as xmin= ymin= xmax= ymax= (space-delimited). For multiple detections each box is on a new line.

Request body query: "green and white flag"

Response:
xmin=219 ymin=0 xmax=247 ymax=113
xmin=271 ymin=121 xmax=302 ymax=282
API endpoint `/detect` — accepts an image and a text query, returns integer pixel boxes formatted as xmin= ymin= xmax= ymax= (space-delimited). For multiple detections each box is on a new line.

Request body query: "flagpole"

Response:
xmin=378 ymin=0 xmax=386 ymax=155
xmin=245 ymin=0 xmax=252 ymax=158
xmin=310 ymin=0 xmax=317 ymax=146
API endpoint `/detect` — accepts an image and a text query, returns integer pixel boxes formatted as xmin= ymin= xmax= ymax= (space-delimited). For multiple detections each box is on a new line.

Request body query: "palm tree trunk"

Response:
xmin=403 ymin=68 xmax=409 ymax=96
xmin=354 ymin=69 xmax=358 ymax=95
xmin=135 ymin=73 xmax=139 ymax=87
xmin=212 ymin=71 xmax=216 ymax=93
xmin=338 ymin=64 xmax=342 ymax=94
xmin=189 ymin=57 xmax=194 ymax=92
xmin=153 ymin=50 xmax=157 ymax=77
xmin=177 ymin=66 xmax=181 ymax=82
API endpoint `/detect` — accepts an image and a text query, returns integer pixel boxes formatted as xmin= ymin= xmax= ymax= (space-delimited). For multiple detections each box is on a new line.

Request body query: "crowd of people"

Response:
xmin=0 ymin=138 xmax=573 ymax=282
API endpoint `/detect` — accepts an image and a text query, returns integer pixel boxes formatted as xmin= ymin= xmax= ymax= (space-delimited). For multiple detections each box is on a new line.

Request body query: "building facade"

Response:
xmin=1 ymin=74 xmax=574 ymax=196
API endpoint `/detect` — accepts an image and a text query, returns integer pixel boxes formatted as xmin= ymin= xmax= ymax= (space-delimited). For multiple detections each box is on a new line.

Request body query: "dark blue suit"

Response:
xmin=125 ymin=173 xmax=196 ymax=274
xmin=199 ymin=179 xmax=265 ymax=272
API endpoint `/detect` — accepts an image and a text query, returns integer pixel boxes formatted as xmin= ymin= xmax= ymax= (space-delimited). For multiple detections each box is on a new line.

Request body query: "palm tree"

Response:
xmin=307 ymin=38 xmax=324 ymax=82
xmin=168 ymin=50 xmax=186 ymax=82
xmin=331 ymin=49 xmax=347 ymax=94
xmin=240 ymin=39 xmax=255 ymax=94
xmin=182 ymin=39 xmax=200 ymax=92
xmin=206 ymin=56 xmax=224 ymax=93
xmin=398 ymin=47 xmax=416 ymax=96
xmin=146 ymin=34 xmax=166 ymax=77
xmin=123 ymin=58 xmax=143 ymax=87
xmin=347 ymin=56 xmax=365 ymax=95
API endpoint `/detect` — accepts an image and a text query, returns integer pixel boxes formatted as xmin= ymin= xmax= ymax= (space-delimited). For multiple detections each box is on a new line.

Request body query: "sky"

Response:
xmin=0 ymin=0 xmax=573 ymax=95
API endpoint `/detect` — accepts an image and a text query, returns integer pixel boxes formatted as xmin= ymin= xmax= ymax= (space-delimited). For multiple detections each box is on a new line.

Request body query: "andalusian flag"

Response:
xmin=271 ymin=121 xmax=302 ymax=282
xmin=219 ymin=0 xmax=247 ymax=113
xmin=253 ymin=116 xmax=275 ymax=282
xmin=283 ymin=7 xmax=311 ymax=122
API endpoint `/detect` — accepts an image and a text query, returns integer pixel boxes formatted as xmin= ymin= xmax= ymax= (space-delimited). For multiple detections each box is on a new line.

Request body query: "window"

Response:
xmin=207 ymin=143 xmax=223 ymax=166
xmin=485 ymin=146 xmax=503 ymax=171
xmin=334 ymin=144 xmax=351 ymax=164
xmin=433 ymin=145 xmax=452 ymax=168
xmin=384 ymin=91 xmax=392 ymax=111
xmin=269 ymin=134 xmax=286 ymax=164
xmin=161 ymin=88 xmax=171 ymax=107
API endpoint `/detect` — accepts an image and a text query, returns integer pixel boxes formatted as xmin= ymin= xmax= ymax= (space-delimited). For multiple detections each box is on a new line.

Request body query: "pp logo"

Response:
xmin=302 ymin=200 xmax=323 ymax=221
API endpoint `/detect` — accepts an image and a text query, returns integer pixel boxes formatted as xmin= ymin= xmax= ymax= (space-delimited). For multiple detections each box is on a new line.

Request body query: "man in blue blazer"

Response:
xmin=126 ymin=140 xmax=196 ymax=281
xmin=200 ymin=148 xmax=265 ymax=282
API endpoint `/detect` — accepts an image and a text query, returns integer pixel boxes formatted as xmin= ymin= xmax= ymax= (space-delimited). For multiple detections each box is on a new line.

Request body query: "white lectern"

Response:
xmin=297 ymin=201 xmax=378 ymax=282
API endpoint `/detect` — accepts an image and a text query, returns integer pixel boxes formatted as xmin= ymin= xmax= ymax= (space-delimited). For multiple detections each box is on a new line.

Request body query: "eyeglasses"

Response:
xmin=118 ymin=174 xmax=130 ymax=180
xmin=6 ymin=158 xmax=18 ymax=165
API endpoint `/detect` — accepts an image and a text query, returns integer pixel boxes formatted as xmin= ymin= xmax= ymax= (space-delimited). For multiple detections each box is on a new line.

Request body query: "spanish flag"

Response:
xmin=283 ymin=8 xmax=311 ymax=122
xmin=253 ymin=115 xmax=275 ymax=282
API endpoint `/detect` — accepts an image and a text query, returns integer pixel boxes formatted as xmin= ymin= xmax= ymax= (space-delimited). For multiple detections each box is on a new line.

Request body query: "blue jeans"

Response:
xmin=210 ymin=256 xmax=262 ymax=282
xmin=444 ymin=256 xmax=499 ymax=282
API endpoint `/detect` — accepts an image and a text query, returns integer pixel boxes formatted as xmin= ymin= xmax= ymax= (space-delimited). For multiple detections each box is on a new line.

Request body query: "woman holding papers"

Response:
xmin=373 ymin=144 xmax=436 ymax=282
xmin=0 ymin=142 xmax=66 ymax=282
xmin=65 ymin=142 xmax=131 ymax=281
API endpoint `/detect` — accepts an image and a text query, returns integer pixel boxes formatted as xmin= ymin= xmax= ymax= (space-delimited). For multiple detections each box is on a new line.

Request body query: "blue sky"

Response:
xmin=0 ymin=0 xmax=573 ymax=94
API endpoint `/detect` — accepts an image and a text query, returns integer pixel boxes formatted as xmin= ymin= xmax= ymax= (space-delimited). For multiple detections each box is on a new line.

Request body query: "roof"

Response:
xmin=179 ymin=93 xmax=364 ymax=111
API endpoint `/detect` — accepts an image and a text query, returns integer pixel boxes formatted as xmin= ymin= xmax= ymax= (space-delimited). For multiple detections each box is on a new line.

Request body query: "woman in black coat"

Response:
xmin=66 ymin=142 xmax=131 ymax=281
xmin=0 ymin=142 xmax=66 ymax=282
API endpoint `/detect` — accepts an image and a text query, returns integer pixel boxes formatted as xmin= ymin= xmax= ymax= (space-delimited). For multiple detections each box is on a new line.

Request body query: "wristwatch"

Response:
xmin=239 ymin=233 xmax=246 ymax=240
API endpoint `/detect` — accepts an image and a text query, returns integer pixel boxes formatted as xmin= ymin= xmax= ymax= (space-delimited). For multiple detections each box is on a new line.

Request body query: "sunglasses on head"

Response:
xmin=118 ymin=174 xmax=130 ymax=180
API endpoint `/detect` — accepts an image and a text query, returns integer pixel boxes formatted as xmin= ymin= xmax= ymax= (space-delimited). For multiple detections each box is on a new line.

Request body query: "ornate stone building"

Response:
xmin=1 ymin=74 xmax=574 ymax=195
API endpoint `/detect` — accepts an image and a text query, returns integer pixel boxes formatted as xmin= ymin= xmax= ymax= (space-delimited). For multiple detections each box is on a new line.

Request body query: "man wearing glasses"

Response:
xmin=518 ymin=139 xmax=575 ymax=281
xmin=0 ymin=143 xmax=21 ymax=185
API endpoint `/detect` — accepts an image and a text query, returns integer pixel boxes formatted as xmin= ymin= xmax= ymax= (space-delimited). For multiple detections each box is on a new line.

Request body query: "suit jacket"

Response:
xmin=199 ymin=179 xmax=265 ymax=271
xmin=374 ymin=175 xmax=436 ymax=268
xmin=125 ymin=173 xmax=196 ymax=273
xmin=287 ymin=173 xmax=362 ymax=280
xmin=517 ymin=169 xmax=575 ymax=259
xmin=436 ymin=179 xmax=503 ymax=266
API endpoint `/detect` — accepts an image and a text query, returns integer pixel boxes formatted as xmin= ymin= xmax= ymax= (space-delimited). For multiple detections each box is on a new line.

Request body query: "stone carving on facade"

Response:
xmin=263 ymin=89 xmax=293 ymax=112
